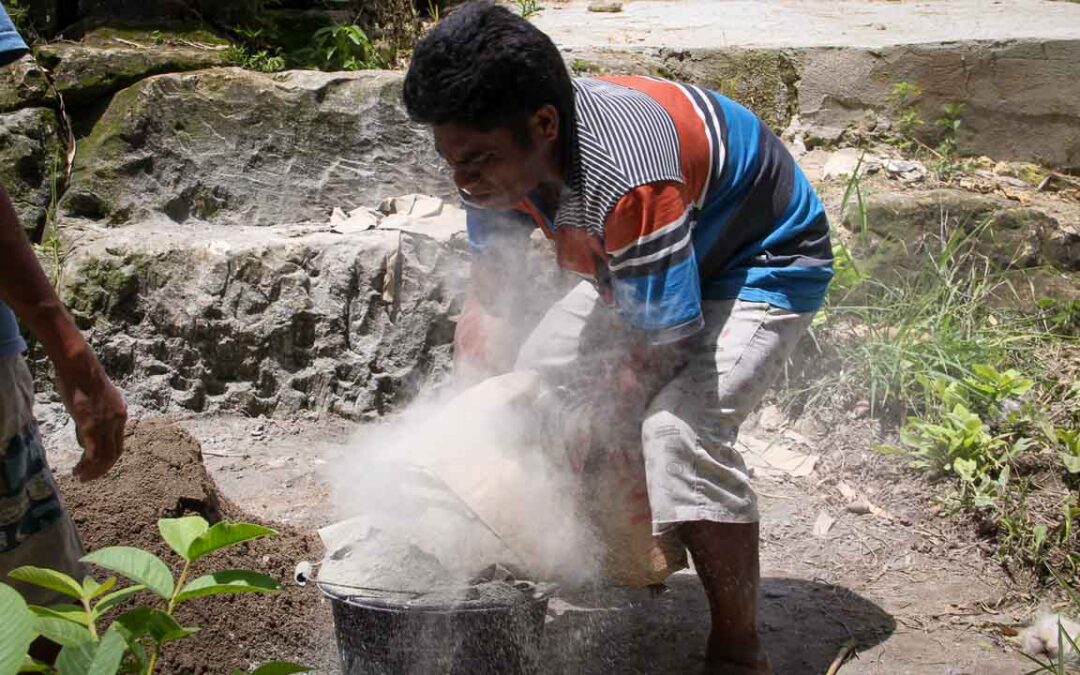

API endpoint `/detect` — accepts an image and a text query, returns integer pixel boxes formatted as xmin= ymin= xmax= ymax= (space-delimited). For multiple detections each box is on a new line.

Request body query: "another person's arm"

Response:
xmin=0 ymin=183 xmax=127 ymax=480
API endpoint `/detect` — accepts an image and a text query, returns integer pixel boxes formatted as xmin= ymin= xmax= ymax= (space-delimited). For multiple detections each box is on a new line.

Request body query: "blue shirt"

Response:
xmin=0 ymin=6 xmax=27 ymax=355
xmin=466 ymin=77 xmax=832 ymax=344
xmin=0 ymin=2 xmax=28 ymax=60
xmin=0 ymin=302 xmax=26 ymax=356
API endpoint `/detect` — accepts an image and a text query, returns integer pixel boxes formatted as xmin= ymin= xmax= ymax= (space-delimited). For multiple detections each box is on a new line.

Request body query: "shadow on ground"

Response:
xmin=542 ymin=573 xmax=895 ymax=673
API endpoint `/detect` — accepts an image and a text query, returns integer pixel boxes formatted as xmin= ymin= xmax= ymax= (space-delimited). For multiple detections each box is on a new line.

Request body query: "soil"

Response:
xmin=56 ymin=419 xmax=337 ymax=675
xmin=47 ymin=409 xmax=1035 ymax=674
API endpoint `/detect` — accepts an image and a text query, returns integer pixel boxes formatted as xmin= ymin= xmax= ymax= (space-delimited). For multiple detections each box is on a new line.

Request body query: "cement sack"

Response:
xmin=417 ymin=371 xmax=686 ymax=588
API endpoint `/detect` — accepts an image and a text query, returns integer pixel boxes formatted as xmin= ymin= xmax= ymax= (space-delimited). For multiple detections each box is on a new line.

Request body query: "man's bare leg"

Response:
xmin=681 ymin=521 xmax=771 ymax=674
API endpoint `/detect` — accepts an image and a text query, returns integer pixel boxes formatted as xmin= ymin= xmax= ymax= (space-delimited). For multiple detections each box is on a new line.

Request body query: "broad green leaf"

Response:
xmin=244 ymin=662 xmax=313 ymax=675
xmin=113 ymin=607 xmax=195 ymax=644
xmin=55 ymin=639 xmax=97 ymax=675
xmin=87 ymin=628 xmax=127 ymax=675
xmin=8 ymin=567 xmax=85 ymax=601
xmin=81 ymin=576 xmax=116 ymax=601
xmin=19 ymin=656 xmax=52 ymax=673
xmin=81 ymin=547 xmax=174 ymax=600
xmin=158 ymin=516 xmax=209 ymax=562
xmin=1061 ymin=451 xmax=1080 ymax=475
xmin=0 ymin=584 xmax=36 ymax=675
xmin=92 ymin=584 xmax=146 ymax=621
xmin=30 ymin=603 xmax=91 ymax=626
xmin=187 ymin=523 xmax=277 ymax=562
xmin=175 ymin=570 xmax=280 ymax=603
xmin=32 ymin=615 xmax=93 ymax=648
xmin=953 ymin=457 xmax=978 ymax=482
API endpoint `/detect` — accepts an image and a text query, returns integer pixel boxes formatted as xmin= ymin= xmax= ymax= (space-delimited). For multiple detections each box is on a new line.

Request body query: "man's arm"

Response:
xmin=0 ymin=183 xmax=127 ymax=480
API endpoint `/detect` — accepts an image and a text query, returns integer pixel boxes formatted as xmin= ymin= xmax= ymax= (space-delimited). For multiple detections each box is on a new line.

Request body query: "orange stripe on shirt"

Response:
xmin=603 ymin=181 xmax=689 ymax=255
xmin=600 ymin=75 xmax=711 ymax=205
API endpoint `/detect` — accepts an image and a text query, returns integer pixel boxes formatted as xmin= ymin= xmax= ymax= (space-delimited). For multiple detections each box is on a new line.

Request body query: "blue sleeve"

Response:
xmin=0 ymin=3 xmax=29 ymax=61
xmin=464 ymin=203 xmax=537 ymax=255
xmin=605 ymin=184 xmax=704 ymax=345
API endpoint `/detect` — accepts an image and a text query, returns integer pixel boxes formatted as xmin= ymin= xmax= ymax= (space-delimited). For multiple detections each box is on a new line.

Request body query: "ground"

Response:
xmin=535 ymin=0 xmax=1080 ymax=49
xmin=40 ymin=406 xmax=1034 ymax=674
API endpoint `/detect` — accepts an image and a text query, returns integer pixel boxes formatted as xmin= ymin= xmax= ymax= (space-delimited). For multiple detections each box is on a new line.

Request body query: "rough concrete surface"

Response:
xmin=537 ymin=0 xmax=1080 ymax=49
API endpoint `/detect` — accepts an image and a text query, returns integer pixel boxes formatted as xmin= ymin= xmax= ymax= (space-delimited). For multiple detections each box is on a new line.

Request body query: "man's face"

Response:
xmin=433 ymin=105 xmax=559 ymax=210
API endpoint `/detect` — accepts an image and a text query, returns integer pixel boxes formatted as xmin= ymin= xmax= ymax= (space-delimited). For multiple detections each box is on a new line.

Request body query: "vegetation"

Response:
xmin=883 ymin=80 xmax=973 ymax=178
xmin=0 ymin=517 xmax=308 ymax=675
xmin=513 ymin=0 xmax=544 ymax=19
xmin=800 ymin=162 xmax=1080 ymax=588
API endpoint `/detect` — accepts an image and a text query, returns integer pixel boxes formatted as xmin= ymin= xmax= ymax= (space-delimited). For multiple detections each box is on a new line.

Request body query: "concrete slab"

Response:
xmin=536 ymin=0 xmax=1080 ymax=49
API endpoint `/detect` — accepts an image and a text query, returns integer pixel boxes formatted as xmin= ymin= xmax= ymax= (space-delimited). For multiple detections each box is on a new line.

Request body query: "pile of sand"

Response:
xmin=57 ymin=419 xmax=335 ymax=673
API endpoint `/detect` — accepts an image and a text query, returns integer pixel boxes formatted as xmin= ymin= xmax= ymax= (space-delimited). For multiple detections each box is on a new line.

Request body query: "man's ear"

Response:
xmin=532 ymin=104 xmax=560 ymax=143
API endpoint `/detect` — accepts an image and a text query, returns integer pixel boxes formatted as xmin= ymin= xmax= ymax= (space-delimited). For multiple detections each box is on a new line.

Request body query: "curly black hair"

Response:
xmin=403 ymin=0 xmax=573 ymax=145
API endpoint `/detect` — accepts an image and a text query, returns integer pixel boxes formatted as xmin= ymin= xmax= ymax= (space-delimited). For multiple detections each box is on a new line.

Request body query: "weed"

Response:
xmin=514 ymin=0 xmax=545 ymax=19
xmin=571 ymin=58 xmax=595 ymax=74
xmin=5 ymin=0 xmax=38 ymax=43
xmin=312 ymin=23 xmax=383 ymax=71
xmin=886 ymin=81 xmax=924 ymax=152
xmin=0 ymin=517 xmax=309 ymax=675
xmin=224 ymin=44 xmax=285 ymax=73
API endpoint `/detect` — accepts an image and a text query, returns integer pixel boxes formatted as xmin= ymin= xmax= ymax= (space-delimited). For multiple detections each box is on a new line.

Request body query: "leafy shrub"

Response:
xmin=0 ymin=517 xmax=308 ymax=675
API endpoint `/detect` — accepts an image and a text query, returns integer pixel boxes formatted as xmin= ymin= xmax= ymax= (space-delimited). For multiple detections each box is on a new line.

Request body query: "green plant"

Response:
xmin=0 ymin=517 xmax=309 ymax=675
xmin=886 ymin=81 xmax=924 ymax=151
xmin=934 ymin=102 xmax=966 ymax=158
xmin=4 ymin=0 xmax=38 ymax=44
xmin=224 ymin=44 xmax=285 ymax=73
xmin=312 ymin=23 xmax=384 ymax=71
xmin=514 ymin=0 xmax=544 ymax=19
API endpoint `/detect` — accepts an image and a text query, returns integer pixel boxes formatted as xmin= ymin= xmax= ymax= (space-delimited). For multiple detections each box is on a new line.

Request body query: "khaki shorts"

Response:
xmin=515 ymin=282 xmax=814 ymax=533
xmin=0 ymin=354 xmax=86 ymax=606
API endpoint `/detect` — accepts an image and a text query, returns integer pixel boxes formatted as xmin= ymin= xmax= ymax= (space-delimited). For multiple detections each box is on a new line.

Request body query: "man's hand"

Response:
xmin=613 ymin=339 xmax=692 ymax=418
xmin=54 ymin=345 xmax=127 ymax=481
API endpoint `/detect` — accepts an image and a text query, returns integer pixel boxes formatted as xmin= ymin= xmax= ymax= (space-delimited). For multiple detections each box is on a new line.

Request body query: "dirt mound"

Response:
xmin=57 ymin=418 xmax=335 ymax=674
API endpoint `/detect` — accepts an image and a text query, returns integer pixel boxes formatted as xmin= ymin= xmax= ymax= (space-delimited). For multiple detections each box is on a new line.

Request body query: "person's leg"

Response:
xmin=641 ymin=299 xmax=814 ymax=672
xmin=0 ymin=354 xmax=87 ymax=612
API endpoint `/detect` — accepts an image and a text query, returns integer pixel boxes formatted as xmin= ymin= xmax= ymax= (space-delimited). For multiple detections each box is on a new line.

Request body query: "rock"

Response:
xmin=821 ymin=148 xmax=863 ymax=180
xmin=0 ymin=53 xmax=55 ymax=113
xmin=842 ymin=186 xmax=1080 ymax=280
xmin=882 ymin=158 xmax=927 ymax=183
xmin=63 ymin=68 xmax=453 ymax=227
xmin=34 ymin=28 xmax=230 ymax=104
xmin=798 ymin=39 xmax=1080 ymax=167
xmin=378 ymin=202 xmax=467 ymax=244
xmin=0 ymin=107 xmax=63 ymax=239
xmin=588 ymin=2 xmax=623 ymax=12
xmin=380 ymin=193 xmax=445 ymax=218
xmin=59 ymin=214 xmax=471 ymax=419
xmin=564 ymin=47 xmax=799 ymax=132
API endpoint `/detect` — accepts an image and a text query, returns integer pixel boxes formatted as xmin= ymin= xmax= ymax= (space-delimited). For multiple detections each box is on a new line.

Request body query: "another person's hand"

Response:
xmin=54 ymin=345 xmax=127 ymax=481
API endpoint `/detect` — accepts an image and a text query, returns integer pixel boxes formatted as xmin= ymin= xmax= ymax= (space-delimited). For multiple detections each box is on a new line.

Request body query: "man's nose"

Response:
xmin=453 ymin=165 xmax=481 ymax=192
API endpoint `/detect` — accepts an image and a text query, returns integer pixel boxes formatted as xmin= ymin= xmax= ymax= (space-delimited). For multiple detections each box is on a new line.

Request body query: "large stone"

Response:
xmin=63 ymin=68 xmax=452 ymax=227
xmin=841 ymin=187 xmax=1079 ymax=274
xmin=0 ymin=107 xmax=63 ymax=239
xmin=0 ymin=53 xmax=55 ymax=113
xmin=60 ymin=213 xmax=471 ymax=419
xmin=566 ymin=47 xmax=797 ymax=131
xmin=799 ymin=40 xmax=1080 ymax=168
xmin=34 ymin=27 xmax=230 ymax=104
